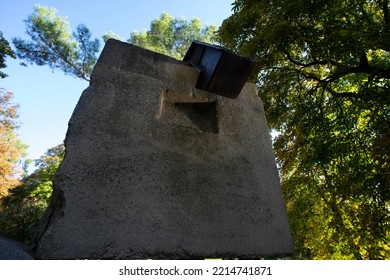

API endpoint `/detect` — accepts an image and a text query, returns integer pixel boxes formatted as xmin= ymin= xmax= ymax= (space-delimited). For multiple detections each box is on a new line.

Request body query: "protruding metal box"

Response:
xmin=183 ymin=41 xmax=256 ymax=98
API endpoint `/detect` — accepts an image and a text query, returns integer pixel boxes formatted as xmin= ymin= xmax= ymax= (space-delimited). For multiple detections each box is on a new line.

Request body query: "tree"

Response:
xmin=0 ymin=88 xmax=27 ymax=199
xmin=219 ymin=0 xmax=390 ymax=259
xmin=127 ymin=13 xmax=217 ymax=59
xmin=0 ymin=144 xmax=64 ymax=243
xmin=13 ymin=5 xmax=100 ymax=81
xmin=0 ymin=31 xmax=16 ymax=78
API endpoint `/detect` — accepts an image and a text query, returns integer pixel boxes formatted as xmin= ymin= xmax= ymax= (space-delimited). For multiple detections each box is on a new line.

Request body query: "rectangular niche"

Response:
xmin=158 ymin=89 xmax=219 ymax=134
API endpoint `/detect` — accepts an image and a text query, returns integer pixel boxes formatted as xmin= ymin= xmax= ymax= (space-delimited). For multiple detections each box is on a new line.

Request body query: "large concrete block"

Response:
xmin=33 ymin=39 xmax=294 ymax=259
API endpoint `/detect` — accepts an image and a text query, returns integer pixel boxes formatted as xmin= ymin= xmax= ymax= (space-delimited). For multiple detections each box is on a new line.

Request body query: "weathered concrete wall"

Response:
xmin=33 ymin=39 xmax=293 ymax=259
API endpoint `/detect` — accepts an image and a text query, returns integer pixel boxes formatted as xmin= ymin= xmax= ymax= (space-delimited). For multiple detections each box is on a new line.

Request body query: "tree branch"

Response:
xmin=286 ymin=52 xmax=328 ymax=69
xmin=36 ymin=33 xmax=89 ymax=81
xmin=29 ymin=43 xmax=89 ymax=81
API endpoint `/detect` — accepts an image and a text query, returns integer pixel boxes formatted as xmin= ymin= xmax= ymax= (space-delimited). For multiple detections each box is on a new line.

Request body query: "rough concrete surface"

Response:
xmin=33 ymin=39 xmax=294 ymax=259
xmin=0 ymin=235 xmax=33 ymax=260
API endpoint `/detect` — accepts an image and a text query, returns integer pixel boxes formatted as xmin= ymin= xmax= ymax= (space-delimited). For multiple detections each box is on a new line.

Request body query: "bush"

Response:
xmin=0 ymin=144 xmax=63 ymax=243
xmin=0 ymin=197 xmax=48 ymax=243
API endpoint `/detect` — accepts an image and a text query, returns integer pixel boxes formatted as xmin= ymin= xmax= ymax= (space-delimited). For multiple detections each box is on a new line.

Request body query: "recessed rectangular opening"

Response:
xmin=157 ymin=88 xmax=219 ymax=134
xmin=173 ymin=101 xmax=218 ymax=133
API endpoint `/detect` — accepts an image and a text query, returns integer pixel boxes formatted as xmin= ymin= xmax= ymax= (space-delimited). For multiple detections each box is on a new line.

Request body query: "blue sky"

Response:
xmin=1 ymin=0 xmax=233 ymax=170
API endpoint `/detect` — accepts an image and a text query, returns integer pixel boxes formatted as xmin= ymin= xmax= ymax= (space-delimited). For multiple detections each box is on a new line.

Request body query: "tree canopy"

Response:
xmin=0 ymin=88 xmax=27 ymax=199
xmin=0 ymin=31 xmax=16 ymax=78
xmin=13 ymin=5 xmax=100 ymax=81
xmin=0 ymin=144 xmax=64 ymax=242
xmin=219 ymin=0 xmax=390 ymax=259
xmin=126 ymin=13 xmax=217 ymax=59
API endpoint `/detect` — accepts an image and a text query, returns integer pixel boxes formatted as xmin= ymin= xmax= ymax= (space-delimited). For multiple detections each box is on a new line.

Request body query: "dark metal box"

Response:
xmin=183 ymin=41 xmax=256 ymax=98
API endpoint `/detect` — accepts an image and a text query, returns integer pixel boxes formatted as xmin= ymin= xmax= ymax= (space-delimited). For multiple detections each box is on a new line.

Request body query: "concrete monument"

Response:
xmin=33 ymin=39 xmax=293 ymax=259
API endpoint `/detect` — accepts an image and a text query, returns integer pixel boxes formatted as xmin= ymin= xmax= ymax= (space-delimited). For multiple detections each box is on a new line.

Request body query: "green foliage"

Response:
xmin=12 ymin=5 xmax=100 ymax=81
xmin=220 ymin=0 xmax=390 ymax=259
xmin=0 ymin=144 xmax=64 ymax=243
xmin=102 ymin=31 xmax=122 ymax=43
xmin=0 ymin=197 xmax=48 ymax=243
xmin=0 ymin=31 xmax=16 ymax=78
xmin=127 ymin=13 xmax=217 ymax=59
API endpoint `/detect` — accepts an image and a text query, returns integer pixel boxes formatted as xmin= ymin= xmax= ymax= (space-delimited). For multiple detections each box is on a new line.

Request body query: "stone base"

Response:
xmin=33 ymin=39 xmax=293 ymax=259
